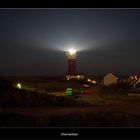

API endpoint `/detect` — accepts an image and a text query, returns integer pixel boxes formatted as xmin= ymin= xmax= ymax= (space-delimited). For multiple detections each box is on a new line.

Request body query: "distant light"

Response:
xmin=87 ymin=79 xmax=91 ymax=82
xmin=92 ymin=80 xmax=96 ymax=84
xmin=87 ymin=78 xmax=96 ymax=84
xmin=68 ymin=48 xmax=76 ymax=55
xmin=77 ymin=75 xmax=80 ymax=78
xmin=16 ymin=83 xmax=21 ymax=89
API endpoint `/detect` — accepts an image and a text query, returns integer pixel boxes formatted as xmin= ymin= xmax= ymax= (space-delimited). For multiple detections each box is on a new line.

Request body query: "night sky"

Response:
xmin=1 ymin=8 xmax=140 ymax=76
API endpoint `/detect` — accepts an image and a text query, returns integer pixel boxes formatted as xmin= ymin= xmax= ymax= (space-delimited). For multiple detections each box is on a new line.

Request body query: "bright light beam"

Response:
xmin=68 ymin=48 xmax=76 ymax=55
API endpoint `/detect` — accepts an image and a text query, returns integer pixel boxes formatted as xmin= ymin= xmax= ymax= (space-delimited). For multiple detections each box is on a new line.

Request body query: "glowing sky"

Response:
xmin=0 ymin=9 xmax=140 ymax=76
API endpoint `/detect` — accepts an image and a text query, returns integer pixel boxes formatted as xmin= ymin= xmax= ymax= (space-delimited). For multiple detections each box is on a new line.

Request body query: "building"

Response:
xmin=129 ymin=75 xmax=140 ymax=89
xmin=103 ymin=73 xmax=119 ymax=86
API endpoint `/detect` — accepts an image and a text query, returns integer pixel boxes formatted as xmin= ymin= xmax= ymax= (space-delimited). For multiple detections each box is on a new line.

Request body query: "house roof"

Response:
xmin=104 ymin=73 xmax=119 ymax=79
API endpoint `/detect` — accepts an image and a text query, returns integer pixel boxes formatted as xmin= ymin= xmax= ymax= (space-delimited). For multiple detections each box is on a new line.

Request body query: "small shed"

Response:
xmin=103 ymin=73 xmax=119 ymax=86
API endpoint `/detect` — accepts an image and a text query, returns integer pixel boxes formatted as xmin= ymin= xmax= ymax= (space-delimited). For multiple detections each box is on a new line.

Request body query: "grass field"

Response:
xmin=1 ymin=76 xmax=140 ymax=127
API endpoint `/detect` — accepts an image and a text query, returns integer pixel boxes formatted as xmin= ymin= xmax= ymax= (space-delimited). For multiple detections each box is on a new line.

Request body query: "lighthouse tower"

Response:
xmin=66 ymin=48 xmax=76 ymax=74
xmin=65 ymin=48 xmax=85 ymax=80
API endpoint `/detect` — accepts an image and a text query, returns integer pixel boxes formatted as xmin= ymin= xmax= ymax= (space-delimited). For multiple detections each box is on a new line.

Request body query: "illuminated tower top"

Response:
xmin=66 ymin=48 xmax=76 ymax=59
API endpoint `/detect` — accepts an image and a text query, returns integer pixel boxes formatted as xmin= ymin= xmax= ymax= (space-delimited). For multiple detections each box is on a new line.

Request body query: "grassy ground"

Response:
xmin=1 ymin=77 xmax=140 ymax=127
xmin=1 ymin=90 xmax=140 ymax=127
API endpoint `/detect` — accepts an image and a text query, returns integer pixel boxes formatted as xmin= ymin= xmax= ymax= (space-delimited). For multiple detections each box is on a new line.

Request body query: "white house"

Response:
xmin=103 ymin=73 xmax=119 ymax=86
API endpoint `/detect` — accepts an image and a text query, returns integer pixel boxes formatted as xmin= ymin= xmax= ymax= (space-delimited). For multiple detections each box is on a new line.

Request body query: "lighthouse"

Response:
xmin=66 ymin=48 xmax=76 ymax=74
xmin=65 ymin=48 xmax=85 ymax=80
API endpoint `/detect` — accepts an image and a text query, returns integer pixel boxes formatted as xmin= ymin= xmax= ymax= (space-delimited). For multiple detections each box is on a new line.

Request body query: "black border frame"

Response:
xmin=1 ymin=1 xmax=140 ymax=139
xmin=0 ymin=127 xmax=140 ymax=139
